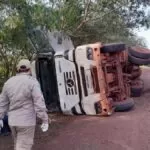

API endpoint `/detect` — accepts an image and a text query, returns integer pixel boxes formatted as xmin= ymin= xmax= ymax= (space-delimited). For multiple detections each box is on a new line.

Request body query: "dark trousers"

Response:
xmin=1 ymin=115 xmax=11 ymax=135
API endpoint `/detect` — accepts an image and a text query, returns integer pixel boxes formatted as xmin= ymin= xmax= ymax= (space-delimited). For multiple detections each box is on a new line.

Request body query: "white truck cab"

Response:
xmin=30 ymin=30 xmax=112 ymax=115
xmin=31 ymin=43 xmax=109 ymax=115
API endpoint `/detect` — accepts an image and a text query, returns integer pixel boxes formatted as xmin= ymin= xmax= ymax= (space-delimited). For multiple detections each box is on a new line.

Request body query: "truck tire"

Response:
xmin=128 ymin=53 xmax=150 ymax=65
xmin=128 ymin=47 xmax=150 ymax=59
xmin=131 ymin=79 xmax=144 ymax=97
xmin=114 ymin=98 xmax=134 ymax=112
xmin=131 ymin=86 xmax=143 ymax=97
xmin=101 ymin=43 xmax=126 ymax=53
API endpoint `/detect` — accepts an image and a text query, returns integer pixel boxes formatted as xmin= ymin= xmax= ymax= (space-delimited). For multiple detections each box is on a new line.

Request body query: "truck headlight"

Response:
xmin=87 ymin=47 xmax=93 ymax=60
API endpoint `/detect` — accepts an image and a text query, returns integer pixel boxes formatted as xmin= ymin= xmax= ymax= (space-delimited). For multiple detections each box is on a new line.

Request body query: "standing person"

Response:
xmin=0 ymin=59 xmax=49 ymax=150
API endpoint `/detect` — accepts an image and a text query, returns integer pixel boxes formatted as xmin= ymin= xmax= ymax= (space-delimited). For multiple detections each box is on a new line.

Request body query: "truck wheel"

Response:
xmin=131 ymin=79 xmax=144 ymax=97
xmin=128 ymin=53 xmax=150 ymax=65
xmin=114 ymin=98 xmax=134 ymax=112
xmin=101 ymin=43 xmax=126 ymax=53
xmin=128 ymin=47 xmax=150 ymax=59
xmin=131 ymin=86 xmax=143 ymax=97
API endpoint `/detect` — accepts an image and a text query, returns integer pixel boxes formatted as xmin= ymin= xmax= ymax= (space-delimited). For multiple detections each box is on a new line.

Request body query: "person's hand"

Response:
xmin=41 ymin=123 xmax=49 ymax=132
xmin=0 ymin=120 xmax=3 ymax=130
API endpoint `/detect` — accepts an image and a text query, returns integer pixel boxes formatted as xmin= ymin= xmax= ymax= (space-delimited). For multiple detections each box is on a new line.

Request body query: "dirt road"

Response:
xmin=1 ymin=67 xmax=150 ymax=150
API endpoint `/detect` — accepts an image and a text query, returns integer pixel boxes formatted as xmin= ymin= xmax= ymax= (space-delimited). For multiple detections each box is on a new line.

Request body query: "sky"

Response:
xmin=136 ymin=28 xmax=150 ymax=48
xmin=135 ymin=7 xmax=150 ymax=48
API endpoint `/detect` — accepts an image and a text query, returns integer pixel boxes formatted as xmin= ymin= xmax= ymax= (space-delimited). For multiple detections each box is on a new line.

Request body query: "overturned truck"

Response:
xmin=30 ymin=29 xmax=147 ymax=116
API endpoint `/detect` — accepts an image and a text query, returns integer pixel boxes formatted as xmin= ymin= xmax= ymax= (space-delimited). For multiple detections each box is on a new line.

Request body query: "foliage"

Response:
xmin=0 ymin=0 xmax=150 ymax=90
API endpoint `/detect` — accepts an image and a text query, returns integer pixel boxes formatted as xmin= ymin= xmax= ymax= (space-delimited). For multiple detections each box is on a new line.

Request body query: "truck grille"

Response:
xmin=64 ymin=71 xmax=77 ymax=95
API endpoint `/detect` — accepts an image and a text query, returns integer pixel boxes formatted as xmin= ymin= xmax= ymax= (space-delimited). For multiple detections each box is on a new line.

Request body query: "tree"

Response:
xmin=0 ymin=0 xmax=149 ymax=85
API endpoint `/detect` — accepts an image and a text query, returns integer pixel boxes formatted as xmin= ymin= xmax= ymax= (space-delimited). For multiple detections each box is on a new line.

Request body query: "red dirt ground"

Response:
xmin=1 ymin=67 xmax=150 ymax=150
